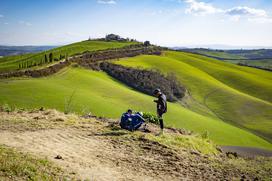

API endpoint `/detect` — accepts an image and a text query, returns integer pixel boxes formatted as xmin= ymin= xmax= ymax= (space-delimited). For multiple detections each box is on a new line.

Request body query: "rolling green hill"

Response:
xmin=235 ymin=59 xmax=272 ymax=70
xmin=0 ymin=67 xmax=271 ymax=149
xmin=180 ymin=49 xmax=272 ymax=70
xmin=116 ymin=51 xmax=272 ymax=143
xmin=0 ymin=40 xmax=137 ymax=73
xmin=0 ymin=40 xmax=271 ymax=150
xmin=180 ymin=49 xmax=245 ymax=59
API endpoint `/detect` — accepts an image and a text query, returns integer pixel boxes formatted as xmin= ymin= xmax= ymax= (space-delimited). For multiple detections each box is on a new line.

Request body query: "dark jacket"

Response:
xmin=120 ymin=113 xmax=145 ymax=131
xmin=120 ymin=113 xmax=131 ymax=129
xmin=155 ymin=93 xmax=167 ymax=115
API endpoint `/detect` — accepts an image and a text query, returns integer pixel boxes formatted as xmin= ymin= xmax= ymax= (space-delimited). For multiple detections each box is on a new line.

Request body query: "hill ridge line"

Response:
xmin=0 ymin=45 xmax=162 ymax=79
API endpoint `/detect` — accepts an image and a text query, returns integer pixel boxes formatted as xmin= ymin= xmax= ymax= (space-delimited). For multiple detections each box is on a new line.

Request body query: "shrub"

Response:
xmin=1 ymin=103 xmax=15 ymax=112
xmin=143 ymin=112 xmax=160 ymax=124
xmin=64 ymin=90 xmax=76 ymax=114
xmin=201 ymin=130 xmax=210 ymax=139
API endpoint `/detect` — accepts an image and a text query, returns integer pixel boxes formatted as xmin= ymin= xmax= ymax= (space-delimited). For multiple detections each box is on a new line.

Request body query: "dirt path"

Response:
xmin=0 ymin=110 xmax=185 ymax=180
xmin=0 ymin=128 xmax=155 ymax=180
xmin=0 ymin=109 xmax=270 ymax=180
xmin=0 ymin=127 xmax=207 ymax=180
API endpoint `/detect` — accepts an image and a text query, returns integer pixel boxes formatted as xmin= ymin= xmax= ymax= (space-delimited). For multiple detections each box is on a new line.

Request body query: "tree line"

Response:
xmin=18 ymin=53 xmax=66 ymax=69
xmin=100 ymin=62 xmax=186 ymax=102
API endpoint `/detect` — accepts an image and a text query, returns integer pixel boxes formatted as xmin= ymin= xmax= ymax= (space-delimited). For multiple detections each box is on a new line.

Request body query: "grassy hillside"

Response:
xmin=0 ymin=40 xmax=137 ymax=73
xmin=181 ymin=49 xmax=272 ymax=70
xmin=181 ymin=49 xmax=245 ymax=59
xmin=237 ymin=59 xmax=272 ymax=70
xmin=0 ymin=67 xmax=271 ymax=149
xmin=251 ymin=59 xmax=272 ymax=68
xmin=116 ymin=51 xmax=272 ymax=143
xmin=181 ymin=48 xmax=272 ymax=60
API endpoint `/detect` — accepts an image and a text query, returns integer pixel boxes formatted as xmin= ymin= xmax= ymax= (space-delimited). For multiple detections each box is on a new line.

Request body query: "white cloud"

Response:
xmin=0 ymin=14 xmax=4 ymax=18
xmin=184 ymin=0 xmax=222 ymax=16
xmin=19 ymin=21 xmax=32 ymax=26
xmin=97 ymin=0 xmax=116 ymax=5
xmin=225 ymin=6 xmax=272 ymax=23
xmin=183 ymin=0 xmax=272 ymax=23
xmin=225 ymin=6 xmax=267 ymax=17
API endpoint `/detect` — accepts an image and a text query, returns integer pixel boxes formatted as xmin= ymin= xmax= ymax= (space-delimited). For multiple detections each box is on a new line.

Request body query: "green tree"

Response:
xmin=49 ymin=53 xmax=53 ymax=63
xmin=144 ymin=41 xmax=151 ymax=46
xmin=45 ymin=54 xmax=48 ymax=63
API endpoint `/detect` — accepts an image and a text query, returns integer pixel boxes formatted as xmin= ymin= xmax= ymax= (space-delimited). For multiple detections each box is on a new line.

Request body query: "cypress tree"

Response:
xmin=45 ymin=54 xmax=48 ymax=63
xmin=49 ymin=53 xmax=53 ymax=63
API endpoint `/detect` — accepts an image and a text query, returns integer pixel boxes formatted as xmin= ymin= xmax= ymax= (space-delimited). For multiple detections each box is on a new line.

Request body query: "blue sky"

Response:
xmin=0 ymin=0 xmax=272 ymax=47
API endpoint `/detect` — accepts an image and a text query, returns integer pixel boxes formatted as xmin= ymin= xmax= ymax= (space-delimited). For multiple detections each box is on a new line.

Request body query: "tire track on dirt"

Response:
xmin=0 ymin=129 xmax=156 ymax=181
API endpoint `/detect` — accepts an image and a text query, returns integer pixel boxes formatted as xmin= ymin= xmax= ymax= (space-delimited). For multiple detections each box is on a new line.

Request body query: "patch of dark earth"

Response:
xmin=221 ymin=146 xmax=272 ymax=158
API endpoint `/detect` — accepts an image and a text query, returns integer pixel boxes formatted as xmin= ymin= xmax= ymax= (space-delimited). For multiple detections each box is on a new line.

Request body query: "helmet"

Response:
xmin=153 ymin=88 xmax=161 ymax=95
xmin=127 ymin=109 xmax=132 ymax=114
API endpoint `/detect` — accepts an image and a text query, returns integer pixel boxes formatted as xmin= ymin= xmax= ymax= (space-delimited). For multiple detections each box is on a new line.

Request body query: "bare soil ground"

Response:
xmin=0 ymin=109 xmax=271 ymax=180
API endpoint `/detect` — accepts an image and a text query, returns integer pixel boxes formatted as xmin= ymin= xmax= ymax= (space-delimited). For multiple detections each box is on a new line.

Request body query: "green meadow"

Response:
xmin=0 ymin=40 xmax=136 ymax=73
xmin=185 ymin=49 xmax=245 ymax=59
xmin=0 ymin=66 xmax=271 ymax=149
xmin=116 ymin=51 xmax=272 ymax=143
xmin=0 ymin=39 xmax=271 ymax=150
xmin=182 ymin=49 xmax=272 ymax=70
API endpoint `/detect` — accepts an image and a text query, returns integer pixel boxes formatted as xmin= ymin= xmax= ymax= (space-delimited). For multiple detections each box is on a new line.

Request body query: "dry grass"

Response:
xmin=0 ymin=146 xmax=71 ymax=181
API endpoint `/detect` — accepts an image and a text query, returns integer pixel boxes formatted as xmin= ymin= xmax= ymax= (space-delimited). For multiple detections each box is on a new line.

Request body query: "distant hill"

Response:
xmin=0 ymin=40 xmax=138 ymax=73
xmin=0 ymin=45 xmax=58 ymax=57
xmin=226 ymin=49 xmax=272 ymax=60
xmin=176 ymin=48 xmax=272 ymax=70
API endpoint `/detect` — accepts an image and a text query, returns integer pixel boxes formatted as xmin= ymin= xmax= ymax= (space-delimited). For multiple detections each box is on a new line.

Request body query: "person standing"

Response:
xmin=153 ymin=88 xmax=167 ymax=135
